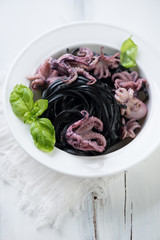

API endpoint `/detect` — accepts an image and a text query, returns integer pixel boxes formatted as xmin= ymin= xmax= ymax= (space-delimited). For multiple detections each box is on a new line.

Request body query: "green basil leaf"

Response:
xmin=32 ymin=99 xmax=48 ymax=117
xmin=10 ymin=84 xmax=34 ymax=120
xmin=23 ymin=111 xmax=34 ymax=124
xmin=30 ymin=118 xmax=56 ymax=152
xmin=24 ymin=99 xmax=48 ymax=124
xmin=120 ymin=37 xmax=138 ymax=68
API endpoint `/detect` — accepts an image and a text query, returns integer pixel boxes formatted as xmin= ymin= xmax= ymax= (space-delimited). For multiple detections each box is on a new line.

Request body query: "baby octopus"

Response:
xmin=27 ymin=57 xmax=62 ymax=90
xmin=112 ymin=71 xmax=147 ymax=92
xmin=88 ymin=47 xmax=120 ymax=79
xmin=121 ymin=118 xmax=141 ymax=139
xmin=27 ymin=48 xmax=96 ymax=89
xmin=114 ymin=87 xmax=147 ymax=120
xmin=27 ymin=47 xmax=120 ymax=90
xmin=66 ymin=110 xmax=106 ymax=152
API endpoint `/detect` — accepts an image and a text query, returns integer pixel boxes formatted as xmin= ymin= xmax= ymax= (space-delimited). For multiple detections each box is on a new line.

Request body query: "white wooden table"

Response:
xmin=1 ymin=0 xmax=160 ymax=239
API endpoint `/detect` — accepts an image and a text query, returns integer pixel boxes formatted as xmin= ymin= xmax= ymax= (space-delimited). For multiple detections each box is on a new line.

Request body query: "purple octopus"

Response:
xmin=112 ymin=71 xmax=147 ymax=91
xmin=115 ymin=87 xmax=147 ymax=120
xmin=121 ymin=118 xmax=141 ymax=139
xmin=112 ymin=70 xmax=148 ymax=140
xmin=27 ymin=57 xmax=61 ymax=90
xmin=115 ymin=87 xmax=147 ymax=140
xmin=88 ymin=47 xmax=120 ymax=79
xmin=27 ymin=47 xmax=120 ymax=90
xmin=66 ymin=111 xmax=106 ymax=152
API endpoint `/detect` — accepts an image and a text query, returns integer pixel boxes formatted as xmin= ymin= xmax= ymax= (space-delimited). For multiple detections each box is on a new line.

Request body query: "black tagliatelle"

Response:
xmin=41 ymin=76 xmax=123 ymax=156
xmin=27 ymin=46 xmax=149 ymax=156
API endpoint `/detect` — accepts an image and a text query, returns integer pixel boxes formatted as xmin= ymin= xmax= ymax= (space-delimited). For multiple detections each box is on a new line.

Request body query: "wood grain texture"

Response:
xmin=95 ymin=147 xmax=160 ymax=240
xmin=83 ymin=147 xmax=160 ymax=240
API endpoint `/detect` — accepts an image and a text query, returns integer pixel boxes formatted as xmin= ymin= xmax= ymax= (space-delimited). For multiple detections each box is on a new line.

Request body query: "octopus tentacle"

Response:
xmin=115 ymin=88 xmax=147 ymax=120
xmin=27 ymin=58 xmax=52 ymax=80
xmin=27 ymin=73 xmax=42 ymax=81
xmin=57 ymin=53 xmax=90 ymax=68
xmin=77 ymin=47 xmax=94 ymax=64
xmin=37 ymin=57 xmax=52 ymax=79
xmin=112 ymin=71 xmax=147 ymax=91
xmin=121 ymin=118 xmax=141 ymax=139
xmin=27 ymin=58 xmax=54 ymax=90
xmin=76 ymin=67 xmax=97 ymax=85
xmin=66 ymin=110 xmax=106 ymax=152
xmin=89 ymin=47 xmax=120 ymax=79
xmin=31 ymin=78 xmax=47 ymax=90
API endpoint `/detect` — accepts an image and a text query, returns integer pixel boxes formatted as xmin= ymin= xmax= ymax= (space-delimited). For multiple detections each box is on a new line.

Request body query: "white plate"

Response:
xmin=3 ymin=22 xmax=160 ymax=177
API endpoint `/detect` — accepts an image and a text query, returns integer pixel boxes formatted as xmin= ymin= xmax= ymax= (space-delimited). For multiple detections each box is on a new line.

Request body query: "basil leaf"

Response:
xmin=31 ymin=99 xmax=48 ymax=117
xmin=30 ymin=118 xmax=56 ymax=152
xmin=120 ymin=37 xmax=138 ymax=68
xmin=9 ymin=84 xmax=34 ymax=120
xmin=24 ymin=99 xmax=48 ymax=124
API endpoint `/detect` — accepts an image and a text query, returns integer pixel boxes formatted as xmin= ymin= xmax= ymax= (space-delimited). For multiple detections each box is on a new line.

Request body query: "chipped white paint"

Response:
xmin=1 ymin=0 xmax=160 ymax=239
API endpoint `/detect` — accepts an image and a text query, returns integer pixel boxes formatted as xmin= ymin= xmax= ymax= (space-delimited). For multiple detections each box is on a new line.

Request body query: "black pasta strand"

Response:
xmin=41 ymin=76 xmax=123 ymax=156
